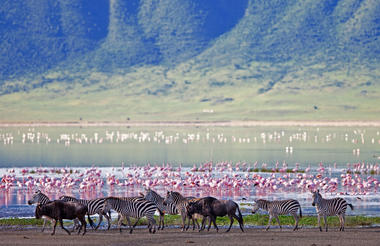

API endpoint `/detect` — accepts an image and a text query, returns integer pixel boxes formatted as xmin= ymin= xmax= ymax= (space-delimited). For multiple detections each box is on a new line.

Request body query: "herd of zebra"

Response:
xmin=27 ymin=189 xmax=354 ymax=235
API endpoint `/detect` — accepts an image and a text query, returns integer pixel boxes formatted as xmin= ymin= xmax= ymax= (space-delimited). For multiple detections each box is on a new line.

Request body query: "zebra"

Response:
xmin=163 ymin=191 xmax=200 ymax=231
xmin=141 ymin=188 xmax=178 ymax=230
xmin=311 ymin=190 xmax=354 ymax=232
xmin=59 ymin=195 xmax=111 ymax=230
xmin=102 ymin=197 xmax=157 ymax=234
xmin=252 ymin=199 xmax=302 ymax=231
xmin=27 ymin=190 xmax=55 ymax=232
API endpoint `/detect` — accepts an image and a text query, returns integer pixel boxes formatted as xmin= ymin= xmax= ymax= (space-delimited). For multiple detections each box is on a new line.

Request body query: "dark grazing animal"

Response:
xmin=35 ymin=200 xmax=88 ymax=235
xmin=187 ymin=196 xmax=244 ymax=233
xmin=59 ymin=195 xmax=110 ymax=230
xmin=251 ymin=199 xmax=302 ymax=231
xmin=27 ymin=190 xmax=56 ymax=232
xmin=311 ymin=190 xmax=354 ymax=232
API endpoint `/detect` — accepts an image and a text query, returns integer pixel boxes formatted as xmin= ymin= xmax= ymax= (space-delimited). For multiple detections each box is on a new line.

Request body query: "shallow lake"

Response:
xmin=0 ymin=126 xmax=379 ymax=219
xmin=1 ymin=126 xmax=379 ymax=167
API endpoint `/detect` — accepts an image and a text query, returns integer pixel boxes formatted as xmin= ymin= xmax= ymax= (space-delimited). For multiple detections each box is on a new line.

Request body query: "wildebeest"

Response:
xmin=35 ymin=200 xmax=88 ymax=235
xmin=187 ymin=196 xmax=244 ymax=233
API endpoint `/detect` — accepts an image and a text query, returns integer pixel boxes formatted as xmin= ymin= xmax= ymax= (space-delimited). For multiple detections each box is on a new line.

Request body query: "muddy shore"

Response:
xmin=0 ymin=227 xmax=379 ymax=246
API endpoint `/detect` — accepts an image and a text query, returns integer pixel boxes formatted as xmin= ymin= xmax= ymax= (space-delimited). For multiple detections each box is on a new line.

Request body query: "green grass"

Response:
xmin=2 ymin=215 xmax=379 ymax=228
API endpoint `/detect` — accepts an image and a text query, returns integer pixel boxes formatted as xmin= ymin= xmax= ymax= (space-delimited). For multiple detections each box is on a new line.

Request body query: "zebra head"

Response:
xmin=252 ymin=199 xmax=266 ymax=213
xmin=311 ymin=189 xmax=322 ymax=206
xmin=27 ymin=190 xmax=45 ymax=205
xmin=251 ymin=200 xmax=260 ymax=214
xmin=163 ymin=191 xmax=178 ymax=206
xmin=144 ymin=188 xmax=160 ymax=201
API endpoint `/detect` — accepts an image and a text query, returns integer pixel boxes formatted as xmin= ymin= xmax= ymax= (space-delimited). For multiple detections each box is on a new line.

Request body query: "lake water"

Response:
xmin=0 ymin=126 xmax=379 ymax=219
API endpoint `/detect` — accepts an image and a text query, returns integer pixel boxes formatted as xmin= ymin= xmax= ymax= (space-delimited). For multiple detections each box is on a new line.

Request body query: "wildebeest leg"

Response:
xmin=78 ymin=216 xmax=87 ymax=235
xmin=226 ymin=215 xmax=234 ymax=232
xmin=51 ymin=220 xmax=58 ymax=235
xmin=212 ymin=216 xmax=219 ymax=232
xmin=60 ymin=219 xmax=71 ymax=235
xmin=232 ymin=214 xmax=244 ymax=232
xmin=199 ymin=217 xmax=206 ymax=232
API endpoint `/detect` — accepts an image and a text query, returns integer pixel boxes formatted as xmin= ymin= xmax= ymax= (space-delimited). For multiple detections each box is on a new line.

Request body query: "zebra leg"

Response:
xmin=323 ymin=215 xmax=328 ymax=232
xmin=275 ymin=215 xmax=282 ymax=230
xmin=130 ymin=218 xmax=140 ymax=234
xmin=41 ymin=218 xmax=47 ymax=232
xmin=293 ymin=214 xmax=299 ymax=231
xmin=194 ymin=218 xmax=199 ymax=230
xmin=181 ymin=213 xmax=186 ymax=231
xmin=158 ymin=212 xmax=164 ymax=230
xmin=226 ymin=215 xmax=234 ymax=233
xmin=60 ymin=219 xmax=71 ymax=235
xmin=341 ymin=214 xmax=346 ymax=231
xmin=72 ymin=218 xmax=79 ymax=232
xmin=317 ymin=215 xmax=322 ymax=232
xmin=148 ymin=216 xmax=156 ymax=234
xmin=207 ymin=216 xmax=213 ymax=231
xmin=185 ymin=215 xmax=191 ymax=231
xmin=94 ymin=213 xmax=103 ymax=230
xmin=104 ymin=213 xmax=111 ymax=230
xmin=266 ymin=214 xmax=273 ymax=231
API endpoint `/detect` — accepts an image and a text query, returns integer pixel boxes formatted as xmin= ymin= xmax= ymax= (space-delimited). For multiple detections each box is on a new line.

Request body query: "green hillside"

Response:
xmin=0 ymin=0 xmax=379 ymax=122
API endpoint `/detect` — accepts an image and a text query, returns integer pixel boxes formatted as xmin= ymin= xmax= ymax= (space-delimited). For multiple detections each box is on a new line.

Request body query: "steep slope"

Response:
xmin=0 ymin=0 xmax=379 ymax=121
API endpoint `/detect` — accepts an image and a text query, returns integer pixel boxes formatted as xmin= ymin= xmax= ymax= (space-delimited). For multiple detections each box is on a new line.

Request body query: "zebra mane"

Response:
xmin=170 ymin=191 xmax=184 ymax=198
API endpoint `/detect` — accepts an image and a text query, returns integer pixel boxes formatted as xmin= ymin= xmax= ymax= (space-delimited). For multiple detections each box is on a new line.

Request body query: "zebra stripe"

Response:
xmin=59 ymin=195 xmax=111 ymax=230
xmin=163 ymin=191 xmax=198 ymax=231
xmin=103 ymin=197 xmax=157 ymax=234
xmin=142 ymin=188 xmax=178 ymax=230
xmin=311 ymin=190 xmax=353 ymax=231
xmin=252 ymin=199 xmax=302 ymax=231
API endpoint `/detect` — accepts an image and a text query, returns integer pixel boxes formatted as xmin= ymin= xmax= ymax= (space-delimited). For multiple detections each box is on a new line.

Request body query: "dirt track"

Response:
xmin=0 ymin=227 xmax=379 ymax=246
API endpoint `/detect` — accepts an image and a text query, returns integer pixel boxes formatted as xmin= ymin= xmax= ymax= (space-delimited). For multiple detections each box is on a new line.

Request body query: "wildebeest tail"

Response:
xmin=236 ymin=202 xmax=244 ymax=226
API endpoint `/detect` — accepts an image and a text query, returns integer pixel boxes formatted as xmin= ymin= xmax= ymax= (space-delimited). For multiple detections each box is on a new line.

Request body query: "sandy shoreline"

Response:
xmin=0 ymin=227 xmax=379 ymax=246
xmin=1 ymin=120 xmax=380 ymax=127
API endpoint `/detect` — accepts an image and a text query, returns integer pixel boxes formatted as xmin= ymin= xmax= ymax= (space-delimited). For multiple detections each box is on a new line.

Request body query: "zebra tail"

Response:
xmin=348 ymin=203 xmax=354 ymax=210
xmin=299 ymin=205 xmax=302 ymax=218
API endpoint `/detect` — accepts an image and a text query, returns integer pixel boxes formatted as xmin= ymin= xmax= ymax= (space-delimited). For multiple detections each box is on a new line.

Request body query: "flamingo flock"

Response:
xmin=1 ymin=161 xmax=379 ymax=200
